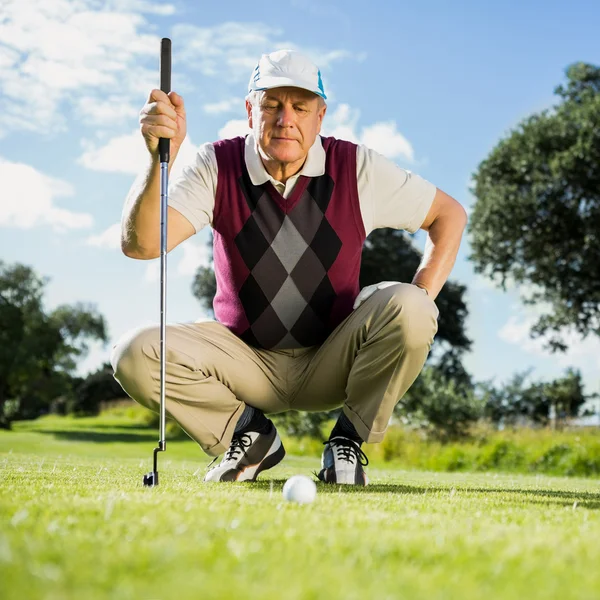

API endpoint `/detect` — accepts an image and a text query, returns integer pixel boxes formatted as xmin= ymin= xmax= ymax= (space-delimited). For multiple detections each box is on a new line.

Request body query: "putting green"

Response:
xmin=1 ymin=415 xmax=600 ymax=600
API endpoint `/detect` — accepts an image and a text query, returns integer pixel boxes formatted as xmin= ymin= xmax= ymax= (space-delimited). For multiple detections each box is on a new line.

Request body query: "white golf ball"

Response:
xmin=282 ymin=475 xmax=317 ymax=505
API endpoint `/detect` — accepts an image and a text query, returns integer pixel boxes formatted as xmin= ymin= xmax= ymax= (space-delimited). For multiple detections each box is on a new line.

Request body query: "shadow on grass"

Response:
xmin=37 ymin=429 xmax=161 ymax=443
xmin=78 ymin=422 xmax=153 ymax=431
xmin=247 ymin=479 xmax=600 ymax=510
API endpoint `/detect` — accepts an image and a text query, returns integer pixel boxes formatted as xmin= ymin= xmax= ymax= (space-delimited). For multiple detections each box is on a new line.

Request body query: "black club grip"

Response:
xmin=159 ymin=38 xmax=171 ymax=164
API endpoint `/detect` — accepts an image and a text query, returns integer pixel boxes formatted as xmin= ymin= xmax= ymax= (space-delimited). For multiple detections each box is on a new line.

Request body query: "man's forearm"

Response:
xmin=121 ymin=155 xmax=175 ymax=258
xmin=411 ymin=211 xmax=467 ymax=300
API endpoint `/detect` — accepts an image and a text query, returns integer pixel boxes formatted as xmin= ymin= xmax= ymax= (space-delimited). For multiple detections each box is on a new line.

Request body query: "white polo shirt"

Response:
xmin=168 ymin=133 xmax=437 ymax=237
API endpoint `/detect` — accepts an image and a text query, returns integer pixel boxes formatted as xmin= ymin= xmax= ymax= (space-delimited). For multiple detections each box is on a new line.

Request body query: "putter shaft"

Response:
xmin=159 ymin=161 xmax=168 ymax=447
xmin=144 ymin=37 xmax=171 ymax=487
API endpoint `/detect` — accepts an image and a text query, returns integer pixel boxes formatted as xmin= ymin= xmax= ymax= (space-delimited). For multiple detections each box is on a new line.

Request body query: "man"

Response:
xmin=111 ymin=49 xmax=467 ymax=486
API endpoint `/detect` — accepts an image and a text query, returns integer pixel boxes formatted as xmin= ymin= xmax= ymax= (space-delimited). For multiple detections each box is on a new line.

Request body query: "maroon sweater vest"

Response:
xmin=212 ymin=136 xmax=366 ymax=349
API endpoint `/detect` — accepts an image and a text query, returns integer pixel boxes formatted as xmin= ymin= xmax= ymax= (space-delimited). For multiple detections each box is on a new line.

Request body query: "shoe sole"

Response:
xmin=317 ymin=468 xmax=369 ymax=486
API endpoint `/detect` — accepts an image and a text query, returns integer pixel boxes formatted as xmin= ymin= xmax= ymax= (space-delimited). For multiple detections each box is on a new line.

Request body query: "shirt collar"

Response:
xmin=244 ymin=132 xmax=326 ymax=186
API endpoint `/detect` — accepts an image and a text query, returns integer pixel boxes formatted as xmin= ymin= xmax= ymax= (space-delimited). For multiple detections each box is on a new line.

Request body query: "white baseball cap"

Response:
xmin=248 ymin=49 xmax=327 ymax=100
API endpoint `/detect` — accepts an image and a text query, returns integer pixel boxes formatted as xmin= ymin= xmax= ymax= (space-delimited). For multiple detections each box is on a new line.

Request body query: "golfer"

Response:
xmin=111 ymin=49 xmax=467 ymax=485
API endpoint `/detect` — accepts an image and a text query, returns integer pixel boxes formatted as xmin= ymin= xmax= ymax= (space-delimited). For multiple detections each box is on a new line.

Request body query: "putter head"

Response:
xmin=143 ymin=471 xmax=158 ymax=487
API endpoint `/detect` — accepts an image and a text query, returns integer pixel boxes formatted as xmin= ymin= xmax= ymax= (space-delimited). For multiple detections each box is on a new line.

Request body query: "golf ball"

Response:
xmin=282 ymin=475 xmax=317 ymax=505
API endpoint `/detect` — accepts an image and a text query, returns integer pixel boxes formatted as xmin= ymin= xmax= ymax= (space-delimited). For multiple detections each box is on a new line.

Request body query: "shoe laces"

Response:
xmin=327 ymin=437 xmax=369 ymax=467
xmin=223 ymin=432 xmax=253 ymax=462
xmin=206 ymin=432 xmax=253 ymax=472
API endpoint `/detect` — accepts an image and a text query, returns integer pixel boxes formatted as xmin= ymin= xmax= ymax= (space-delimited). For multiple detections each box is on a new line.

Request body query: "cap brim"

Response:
xmin=250 ymin=76 xmax=326 ymax=99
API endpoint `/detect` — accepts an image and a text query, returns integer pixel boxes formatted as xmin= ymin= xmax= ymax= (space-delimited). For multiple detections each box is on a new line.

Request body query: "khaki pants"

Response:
xmin=110 ymin=283 xmax=439 ymax=456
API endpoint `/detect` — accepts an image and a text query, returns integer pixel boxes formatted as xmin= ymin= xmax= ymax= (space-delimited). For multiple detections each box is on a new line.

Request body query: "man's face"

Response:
xmin=247 ymin=87 xmax=327 ymax=166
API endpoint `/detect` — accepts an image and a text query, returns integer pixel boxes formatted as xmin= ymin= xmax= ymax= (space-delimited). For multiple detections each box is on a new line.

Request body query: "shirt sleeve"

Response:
xmin=357 ymin=144 xmax=437 ymax=235
xmin=167 ymin=142 xmax=217 ymax=233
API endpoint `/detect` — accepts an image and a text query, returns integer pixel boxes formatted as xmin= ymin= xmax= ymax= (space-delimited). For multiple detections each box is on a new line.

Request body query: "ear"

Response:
xmin=246 ymin=99 xmax=253 ymax=129
xmin=316 ymin=103 xmax=327 ymax=134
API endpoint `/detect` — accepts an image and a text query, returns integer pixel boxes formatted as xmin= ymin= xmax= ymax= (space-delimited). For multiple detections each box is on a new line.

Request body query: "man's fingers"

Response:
xmin=140 ymin=123 xmax=177 ymax=140
xmin=140 ymin=114 xmax=177 ymax=129
xmin=146 ymin=88 xmax=170 ymax=105
xmin=353 ymin=289 xmax=372 ymax=309
xmin=140 ymin=89 xmax=186 ymax=156
xmin=141 ymin=99 xmax=177 ymax=120
xmin=168 ymin=91 xmax=184 ymax=108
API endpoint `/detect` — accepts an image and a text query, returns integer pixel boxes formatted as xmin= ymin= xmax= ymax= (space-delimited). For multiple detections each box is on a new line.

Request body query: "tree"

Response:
xmin=395 ymin=365 xmax=483 ymax=441
xmin=192 ymin=265 xmax=217 ymax=314
xmin=479 ymin=367 xmax=594 ymax=427
xmin=68 ymin=362 xmax=126 ymax=416
xmin=469 ymin=62 xmax=600 ymax=352
xmin=0 ymin=262 xmax=108 ymax=427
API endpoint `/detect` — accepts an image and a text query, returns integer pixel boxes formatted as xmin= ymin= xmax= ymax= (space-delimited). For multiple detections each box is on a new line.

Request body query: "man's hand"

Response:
xmin=353 ymin=281 xmax=429 ymax=310
xmin=139 ymin=89 xmax=187 ymax=160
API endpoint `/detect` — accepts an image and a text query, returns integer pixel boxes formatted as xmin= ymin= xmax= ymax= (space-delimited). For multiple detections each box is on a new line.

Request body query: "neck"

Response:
xmin=262 ymin=159 xmax=305 ymax=184
xmin=258 ymin=147 xmax=307 ymax=184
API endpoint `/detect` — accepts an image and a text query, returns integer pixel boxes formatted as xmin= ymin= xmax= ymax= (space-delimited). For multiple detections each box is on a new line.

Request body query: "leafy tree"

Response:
xmin=192 ymin=265 xmax=217 ymax=314
xmin=0 ymin=262 xmax=108 ymax=427
xmin=68 ymin=362 xmax=126 ymax=416
xmin=543 ymin=368 xmax=594 ymax=420
xmin=469 ymin=62 xmax=600 ymax=352
xmin=479 ymin=367 xmax=594 ymax=426
xmin=395 ymin=365 xmax=483 ymax=441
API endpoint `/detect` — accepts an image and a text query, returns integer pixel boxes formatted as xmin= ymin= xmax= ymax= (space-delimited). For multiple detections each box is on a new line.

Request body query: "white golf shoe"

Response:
xmin=317 ymin=436 xmax=369 ymax=486
xmin=203 ymin=421 xmax=285 ymax=482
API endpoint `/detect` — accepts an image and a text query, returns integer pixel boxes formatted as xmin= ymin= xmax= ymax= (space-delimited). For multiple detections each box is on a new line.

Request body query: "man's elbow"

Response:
xmin=121 ymin=239 xmax=159 ymax=260
xmin=438 ymin=203 xmax=468 ymax=232
xmin=458 ymin=205 xmax=469 ymax=228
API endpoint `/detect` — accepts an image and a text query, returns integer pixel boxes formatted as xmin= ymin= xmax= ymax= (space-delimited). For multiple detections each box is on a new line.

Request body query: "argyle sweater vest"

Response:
xmin=212 ymin=136 xmax=366 ymax=349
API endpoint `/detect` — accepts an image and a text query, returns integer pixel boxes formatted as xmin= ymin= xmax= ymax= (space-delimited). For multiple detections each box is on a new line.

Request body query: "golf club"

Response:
xmin=143 ymin=37 xmax=171 ymax=488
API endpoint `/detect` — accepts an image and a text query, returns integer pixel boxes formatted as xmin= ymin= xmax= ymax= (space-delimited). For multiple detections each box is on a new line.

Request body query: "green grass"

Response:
xmin=373 ymin=425 xmax=600 ymax=477
xmin=2 ymin=414 xmax=600 ymax=600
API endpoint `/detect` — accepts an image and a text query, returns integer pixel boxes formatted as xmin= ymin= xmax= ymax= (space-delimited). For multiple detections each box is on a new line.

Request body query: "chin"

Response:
xmin=267 ymin=146 xmax=303 ymax=164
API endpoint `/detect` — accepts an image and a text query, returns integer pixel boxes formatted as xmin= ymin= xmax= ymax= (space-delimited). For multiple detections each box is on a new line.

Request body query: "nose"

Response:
xmin=276 ymin=104 xmax=295 ymax=128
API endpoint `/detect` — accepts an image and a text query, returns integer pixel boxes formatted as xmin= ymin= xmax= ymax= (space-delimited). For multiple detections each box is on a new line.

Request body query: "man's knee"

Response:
xmin=110 ymin=326 xmax=159 ymax=406
xmin=376 ymin=283 xmax=439 ymax=348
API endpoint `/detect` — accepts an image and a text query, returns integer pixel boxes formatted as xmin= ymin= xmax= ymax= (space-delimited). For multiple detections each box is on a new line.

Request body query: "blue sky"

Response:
xmin=2 ymin=0 xmax=599 ymax=399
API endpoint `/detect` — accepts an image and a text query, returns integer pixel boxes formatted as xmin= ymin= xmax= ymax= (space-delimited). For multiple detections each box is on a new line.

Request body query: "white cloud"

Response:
xmin=107 ymin=0 xmax=176 ymax=15
xmin=0 ymin=0 xmax=164 ymax=136
xmin=322 ymin=104 xmax=415 ymax=162
xmin=499 ymin=312 xmax=600 ymax=369
xmin=323 ymin=104 xmax=360 ymax=142
xmin=76 ymin=96 xmax=139 ymax=124
xmin=361 ymin=122 xmax=414 ymax=161
xmin=218 ymin=120 xmax=251 ymax=139
xmin=79 ymin=131 xmax=146 ymax=175
xmin=143 ymin=239 xmax=210 ymax=283
xmin=78 ymin=130 xmax=200 ymax=180
xmin=204 ymin=98 xmax=245 ymax=115
xmin=0 ymin=157 xmax=93 ymax=232
xmin=177 ymin=241 xmax=212 ymax=276
xmin=0 ymin=4 xmax=359 ymax=141
xmin=171 ymin=22 xmax=359 ymax=83
xmin=86 ymin=222 xmax=121 ymax=249
xmin=145 ymin=260 xmax=160 ymax=283
xmin=172 ymin=23 xmax=283 ymax=79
